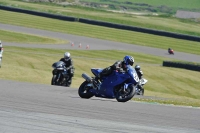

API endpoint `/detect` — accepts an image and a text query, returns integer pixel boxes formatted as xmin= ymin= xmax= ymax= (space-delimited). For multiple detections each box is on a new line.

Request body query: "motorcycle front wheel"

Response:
xmin=116 ymin=85 xmax=136 ymax=102
xmin=51 ymin=75 xmax=58 ymax=85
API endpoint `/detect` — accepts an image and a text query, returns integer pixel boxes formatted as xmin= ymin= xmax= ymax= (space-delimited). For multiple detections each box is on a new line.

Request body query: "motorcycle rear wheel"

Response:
xmin=116 ymin=85 xmax=136 ymax=102
xmin=78 ymin=81 xmax=94 ymax=99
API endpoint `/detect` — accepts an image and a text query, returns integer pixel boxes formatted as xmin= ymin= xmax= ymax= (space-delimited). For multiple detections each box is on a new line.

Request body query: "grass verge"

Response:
xmin=0 ymin=46 xmax=200 ymax=107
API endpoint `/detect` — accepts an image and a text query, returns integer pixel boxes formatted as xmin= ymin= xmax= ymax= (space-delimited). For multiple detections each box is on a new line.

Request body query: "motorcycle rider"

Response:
xmin=59 ymin=52 xmax=75 ymax=87
xmin=0 ymin=40 xmax=3 ymax=62
xmin=135 ymin=65 xmax=144 ymax=93
xmin=96 ymin=55 xmax=135 ymax=81
xmin=0 ymin=40 xmax=3 ymax=55
xmin=135 ymin=65 xmax=143 ymax=79
xmin=168 ymin=48 xmax=172 ymax=53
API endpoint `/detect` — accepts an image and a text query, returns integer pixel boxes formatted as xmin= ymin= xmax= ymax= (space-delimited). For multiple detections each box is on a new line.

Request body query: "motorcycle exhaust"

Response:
xmin=82 ymin=73 xmax=92 ymax=82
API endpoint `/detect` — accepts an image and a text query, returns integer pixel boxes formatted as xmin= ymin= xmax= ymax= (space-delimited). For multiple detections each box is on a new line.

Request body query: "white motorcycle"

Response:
xmin=136 ymin=78 xmax=148 ymax=95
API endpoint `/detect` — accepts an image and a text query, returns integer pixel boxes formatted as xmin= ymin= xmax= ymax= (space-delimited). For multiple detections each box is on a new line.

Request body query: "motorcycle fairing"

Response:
xmin=91 ymin=68 xmax=103 ymax=76
xmin=52 ymin=61 xmax=66 ymax=70
xmin=90 ymin=65 xmax=139 ymax=98
xmin=62 ymin=69 xmax=69 ymax=78
xmin=99 ymin=71 xmax=130 ymax=98
xmin=52 ymin=69 xmax=58 ymax=75
xmin=52 ymin=61 xmax=66 ymax=75
xmin=126 ymin=65 xmax=139 ymax=84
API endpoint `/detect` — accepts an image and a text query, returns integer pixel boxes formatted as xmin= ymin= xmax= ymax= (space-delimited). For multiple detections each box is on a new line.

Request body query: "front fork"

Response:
xmin=122 ymin=83 xmax=132 ymax=92
xmin=52 ymin=69 xmax=61 ymax=83
xmin=57 ymin=73 xmax=61 ymax=82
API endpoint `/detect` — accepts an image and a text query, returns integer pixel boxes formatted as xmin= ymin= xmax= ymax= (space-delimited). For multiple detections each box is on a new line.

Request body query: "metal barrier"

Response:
xmin=163 ymin=61 xmax=200 ymax=72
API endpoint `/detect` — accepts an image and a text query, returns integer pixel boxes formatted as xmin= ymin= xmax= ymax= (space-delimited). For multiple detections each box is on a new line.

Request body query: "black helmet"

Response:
xmin=123 ymin=55 xmax=134 ymax=66
xmin=135 ymin=65 xmax=140 ymax=71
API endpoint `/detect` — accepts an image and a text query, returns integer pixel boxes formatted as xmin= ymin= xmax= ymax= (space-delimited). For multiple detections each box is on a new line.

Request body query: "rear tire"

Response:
xmin=78 ymin=81 xmax=94 ymax=99
xmin=116 ymin=85 xmax=136 ymax=102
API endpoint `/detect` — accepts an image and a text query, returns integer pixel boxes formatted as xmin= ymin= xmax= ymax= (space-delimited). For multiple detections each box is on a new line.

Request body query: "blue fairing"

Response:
xmin=90 ymin=65 xmax=139 ymax=98
xmin=126 ymin=65 xmax=139 ymax=85
xmin=91 ymin=68 xmax=103 ymax=76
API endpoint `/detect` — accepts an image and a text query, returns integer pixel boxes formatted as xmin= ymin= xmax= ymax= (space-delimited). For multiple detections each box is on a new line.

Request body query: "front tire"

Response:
xmin=116 ymin=85 xmax=136 ymax=102
xmin=51 ymin=75 xmax=57 ymax=85
xmin=78 ymin=81 xmax=94 ymax=99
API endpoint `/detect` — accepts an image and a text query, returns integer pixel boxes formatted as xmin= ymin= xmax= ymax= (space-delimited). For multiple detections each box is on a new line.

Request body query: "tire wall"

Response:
xmin=163 ymin=61 xmax=200 ymax=72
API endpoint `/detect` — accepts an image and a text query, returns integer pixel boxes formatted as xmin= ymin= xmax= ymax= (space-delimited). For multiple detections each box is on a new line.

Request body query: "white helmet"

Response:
xmin=64 ymin=52 xmax=70 ymax=61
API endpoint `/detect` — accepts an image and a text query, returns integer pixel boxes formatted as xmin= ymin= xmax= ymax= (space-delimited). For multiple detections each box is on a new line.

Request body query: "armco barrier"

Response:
xmin=79 ymin=18 xmax=200 ymax=42
xmin=163 ymin=61 xmax=200 ymax=72
xmin=0 ymin=5 xmax=76 ymax=22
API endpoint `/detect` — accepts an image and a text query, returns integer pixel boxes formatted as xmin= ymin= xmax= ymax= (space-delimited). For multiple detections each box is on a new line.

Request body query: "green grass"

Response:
xmin=0 ymin=10 xmax=200 ymax=55
xmin=1 ymin=46 xmax=200 ymax=107
xmin=80 ymin=0 xmax=200 ymax=15
xmin=0 ymin=29 xmax=68 ymax=44
xmin=81 ymin=0 xmax=200 ymax=9
xmin=1 ymin=0 xmax=200 ymax=36
xmin=0 ymin=4 xmax=200 ymax=106
xmin=133 ymin=98 xmax=200 ymax=107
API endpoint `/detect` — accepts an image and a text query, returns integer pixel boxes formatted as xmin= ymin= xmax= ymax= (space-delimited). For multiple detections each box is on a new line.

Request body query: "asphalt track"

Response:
xmin=0 ymin=80 xmax=200 ymax=133
xmin=1 ymin=23 xmax=200 ymax=133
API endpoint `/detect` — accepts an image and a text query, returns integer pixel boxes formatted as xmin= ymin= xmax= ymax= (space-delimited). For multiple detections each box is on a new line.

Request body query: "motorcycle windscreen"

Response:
xmin=100 ymin=71 xmax=129 ymax=98
xmin=126 ymin=65 xmax=139 ymax=84
xmin=52 ymin=61 xmax=66 ymax=68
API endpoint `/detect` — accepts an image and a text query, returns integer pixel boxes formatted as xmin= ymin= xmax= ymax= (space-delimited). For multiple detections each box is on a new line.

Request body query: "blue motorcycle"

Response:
xmin=78 ymin=65 xmax=139 ymax=102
